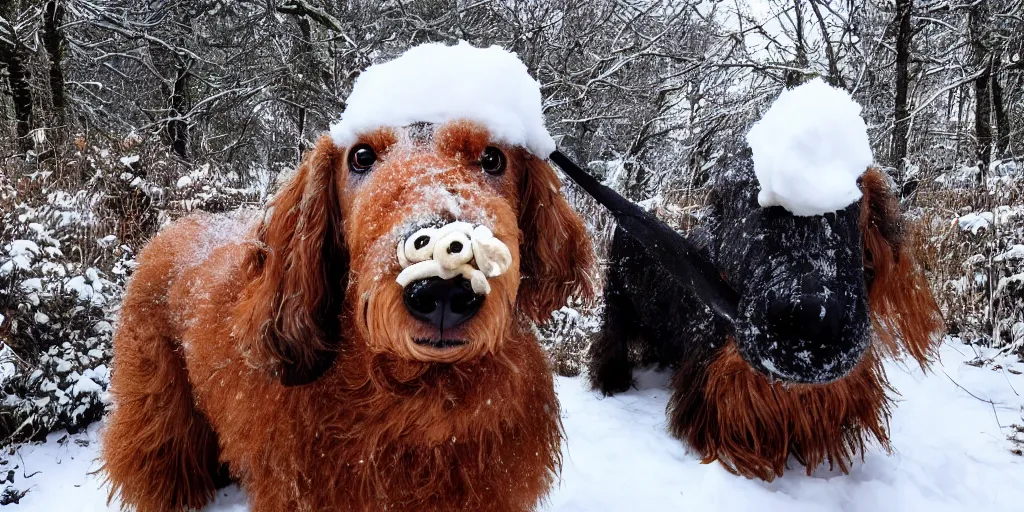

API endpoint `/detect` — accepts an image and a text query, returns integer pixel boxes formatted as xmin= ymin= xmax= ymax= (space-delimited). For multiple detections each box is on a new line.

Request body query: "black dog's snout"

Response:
xmin=752 ymin=273 xmax=866 ymax=384
xmin=403 ymin=276 xmax=484 ymax=330
xmin=768 ymin=293 xmax=842 ymax=345
xmin=766 ymin=273 xmax=842 ymax=342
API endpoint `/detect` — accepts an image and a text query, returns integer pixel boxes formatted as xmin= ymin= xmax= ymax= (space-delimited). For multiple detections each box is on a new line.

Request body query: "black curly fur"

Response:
xmin=589 ymin=149 xmax=871 ymax=392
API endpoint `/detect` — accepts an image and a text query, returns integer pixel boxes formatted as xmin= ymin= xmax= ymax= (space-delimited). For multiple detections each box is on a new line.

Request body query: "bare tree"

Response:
xmin=969 ymin=3 xmax=993 ymax=173
xmin=42 ymin=0 xmax=66 ymax=127
xmin=890 ymin=0 xmax=913 ymax=182
xmin=0 ymin=1 xmax=36 ymax=153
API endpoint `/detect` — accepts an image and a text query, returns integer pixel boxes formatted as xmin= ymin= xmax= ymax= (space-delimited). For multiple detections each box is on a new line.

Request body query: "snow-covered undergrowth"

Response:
xmin=537 ymin=302 xmax=603 ymax=377
xmin=3 ymin=338 xmax=1022 ymax=510
xmin=0 ymin=170 xmax=122 ymax=444
xmin=0 ymin=140 xmax=263 ymax=447
xmin=926 ymin=158 xmax=1024 ymax=354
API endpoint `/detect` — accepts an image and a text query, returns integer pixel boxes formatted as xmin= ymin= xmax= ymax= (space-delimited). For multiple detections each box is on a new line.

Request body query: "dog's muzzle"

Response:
xmin=395 ymin=221 xmax=512 ymax=295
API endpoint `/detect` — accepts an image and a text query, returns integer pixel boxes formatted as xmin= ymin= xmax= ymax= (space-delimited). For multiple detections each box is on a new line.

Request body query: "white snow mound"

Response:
xmin=330 ymin=41 xmax=555 ymax=157
xmin=746 ymin=78 xmax=873 ymax=216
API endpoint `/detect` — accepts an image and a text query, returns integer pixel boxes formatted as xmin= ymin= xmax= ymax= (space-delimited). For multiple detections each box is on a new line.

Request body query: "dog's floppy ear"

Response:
xmin=517 ymin=153 xmax=595 ymax=322
xmin=858 ymin=167 xmax=943 ymax=366
xmin=235 ymin=135 xmax=347 ymax=386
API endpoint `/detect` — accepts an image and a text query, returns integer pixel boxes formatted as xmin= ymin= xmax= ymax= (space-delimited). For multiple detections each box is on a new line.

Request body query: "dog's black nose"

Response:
xmin=403 ymin=276 xmax=484 ymax=330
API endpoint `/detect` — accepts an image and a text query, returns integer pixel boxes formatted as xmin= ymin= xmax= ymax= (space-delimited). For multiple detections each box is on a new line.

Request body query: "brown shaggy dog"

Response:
xmin=591 ymin=164 xmax=944 ymax=481
xmin=101 ymin=122 xmax=594 ymax=511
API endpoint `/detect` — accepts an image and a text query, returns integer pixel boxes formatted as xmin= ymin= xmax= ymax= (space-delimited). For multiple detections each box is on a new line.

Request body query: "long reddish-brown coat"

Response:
xmin=102 ymin=128 xmax=593 ymax=512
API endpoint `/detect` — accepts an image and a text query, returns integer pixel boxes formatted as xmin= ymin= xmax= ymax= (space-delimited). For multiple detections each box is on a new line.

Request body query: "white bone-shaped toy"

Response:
xmin=395 ymin=222 xmax=512 ymax=295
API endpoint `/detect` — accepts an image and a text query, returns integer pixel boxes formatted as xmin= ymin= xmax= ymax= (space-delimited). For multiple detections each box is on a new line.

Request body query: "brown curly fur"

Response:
xmin=102 ymin=125 xmax=594 ymax=512
xmin=858 ymin=168 xmax=944 ymax=363
xmin=669 ymin=343 xmax=892 ymax=481
xmin=669 ymin=168 xmax=944 ymax=481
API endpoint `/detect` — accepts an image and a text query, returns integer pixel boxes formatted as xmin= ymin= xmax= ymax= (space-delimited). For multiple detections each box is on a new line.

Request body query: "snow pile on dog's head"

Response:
xmin=329 ymin=41 xmax=555 ymax=157
xmin=746 ymin=78 xmax=874 ymax=216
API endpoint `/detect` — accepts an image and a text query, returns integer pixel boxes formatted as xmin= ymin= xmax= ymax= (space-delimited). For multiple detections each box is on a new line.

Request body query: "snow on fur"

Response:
xmin=329 ymin=41 xmax=555 ymax=156
xmin=5 ymin=338 xmax=1024 ymax=511
xmin=746 ymin=78 xmax=873 ymax=216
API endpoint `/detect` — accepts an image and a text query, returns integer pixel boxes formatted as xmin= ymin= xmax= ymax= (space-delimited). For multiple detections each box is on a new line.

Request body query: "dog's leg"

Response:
xmin=587 ymin=239 xmax=639 ymax=395
xmin=102 ymin=283 xmax=221 ymax=511
xmin=587 ymin=281 xmax=637 ymax=395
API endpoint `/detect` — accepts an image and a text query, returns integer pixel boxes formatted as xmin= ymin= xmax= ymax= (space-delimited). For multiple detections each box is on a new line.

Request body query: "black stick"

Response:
xmin=549 ymin=150 xmax=739 ymax=323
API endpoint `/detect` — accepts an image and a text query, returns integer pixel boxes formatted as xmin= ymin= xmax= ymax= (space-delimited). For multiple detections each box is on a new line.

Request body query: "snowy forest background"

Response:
xmin=0 ymin=0 xmax=1022 ymax=478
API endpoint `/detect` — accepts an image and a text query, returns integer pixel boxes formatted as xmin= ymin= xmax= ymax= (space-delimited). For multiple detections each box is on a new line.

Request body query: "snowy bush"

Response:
xmin=0 ymin=139 xmax=263 ymax=446
xmin=919 ymin=158 xmax=1024 ymax=355
xmin=0 ymin=170 xmax=119 ymax=443
xmin=537 ymin=299 xmax=603 ymax=378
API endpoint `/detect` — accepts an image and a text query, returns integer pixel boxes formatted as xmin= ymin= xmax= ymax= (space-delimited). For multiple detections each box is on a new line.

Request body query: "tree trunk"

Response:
xmin=43 ymin=0 xmax=67 ymax=126
xmin=808 ymin=0 xmax=845 ymax=89
xmin=969 ymin=5 xmax=992 ymax=174
xmin=144 ymin=6 xmax=191 ymax=161
xmin=890 ymin=0 xmax=913 ymax=184
xmin=785 ymin=0 xmax=809 ymax=88
xmin=166 ymin=66 xmax=190 ymax=160
xmin=0 ymin=39 xmax=34 ymax=152
xmin=973 ymin=64 xmax=992 ymax=174
xmin=295 ymin=15 xmax=313 ymax=159
xmin=991 ymin=52 xmax=1011 ymax=157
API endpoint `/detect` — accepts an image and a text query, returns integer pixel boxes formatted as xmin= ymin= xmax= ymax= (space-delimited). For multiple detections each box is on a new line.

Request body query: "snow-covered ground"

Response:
xmin=5 ymin=338 xmax=1023 ymax=511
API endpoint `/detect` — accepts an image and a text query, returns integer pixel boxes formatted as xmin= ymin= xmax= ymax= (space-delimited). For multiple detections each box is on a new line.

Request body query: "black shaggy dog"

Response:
xmin=588 ymin=149 xmax=944 ymax=481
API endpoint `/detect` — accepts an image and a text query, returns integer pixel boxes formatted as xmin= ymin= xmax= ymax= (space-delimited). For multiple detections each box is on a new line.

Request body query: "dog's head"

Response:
xmin=234 ymin=122 xmax=593 ymax=385
xmin=709 ymin=162 xmax=941 ymax=384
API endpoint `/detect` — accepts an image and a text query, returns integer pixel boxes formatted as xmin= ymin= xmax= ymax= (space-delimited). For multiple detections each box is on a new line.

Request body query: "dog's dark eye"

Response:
xmin=349 ymin=144 xmax=377 ymax=174
xmin=480 ymin=146 xmax=506 ymax=175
